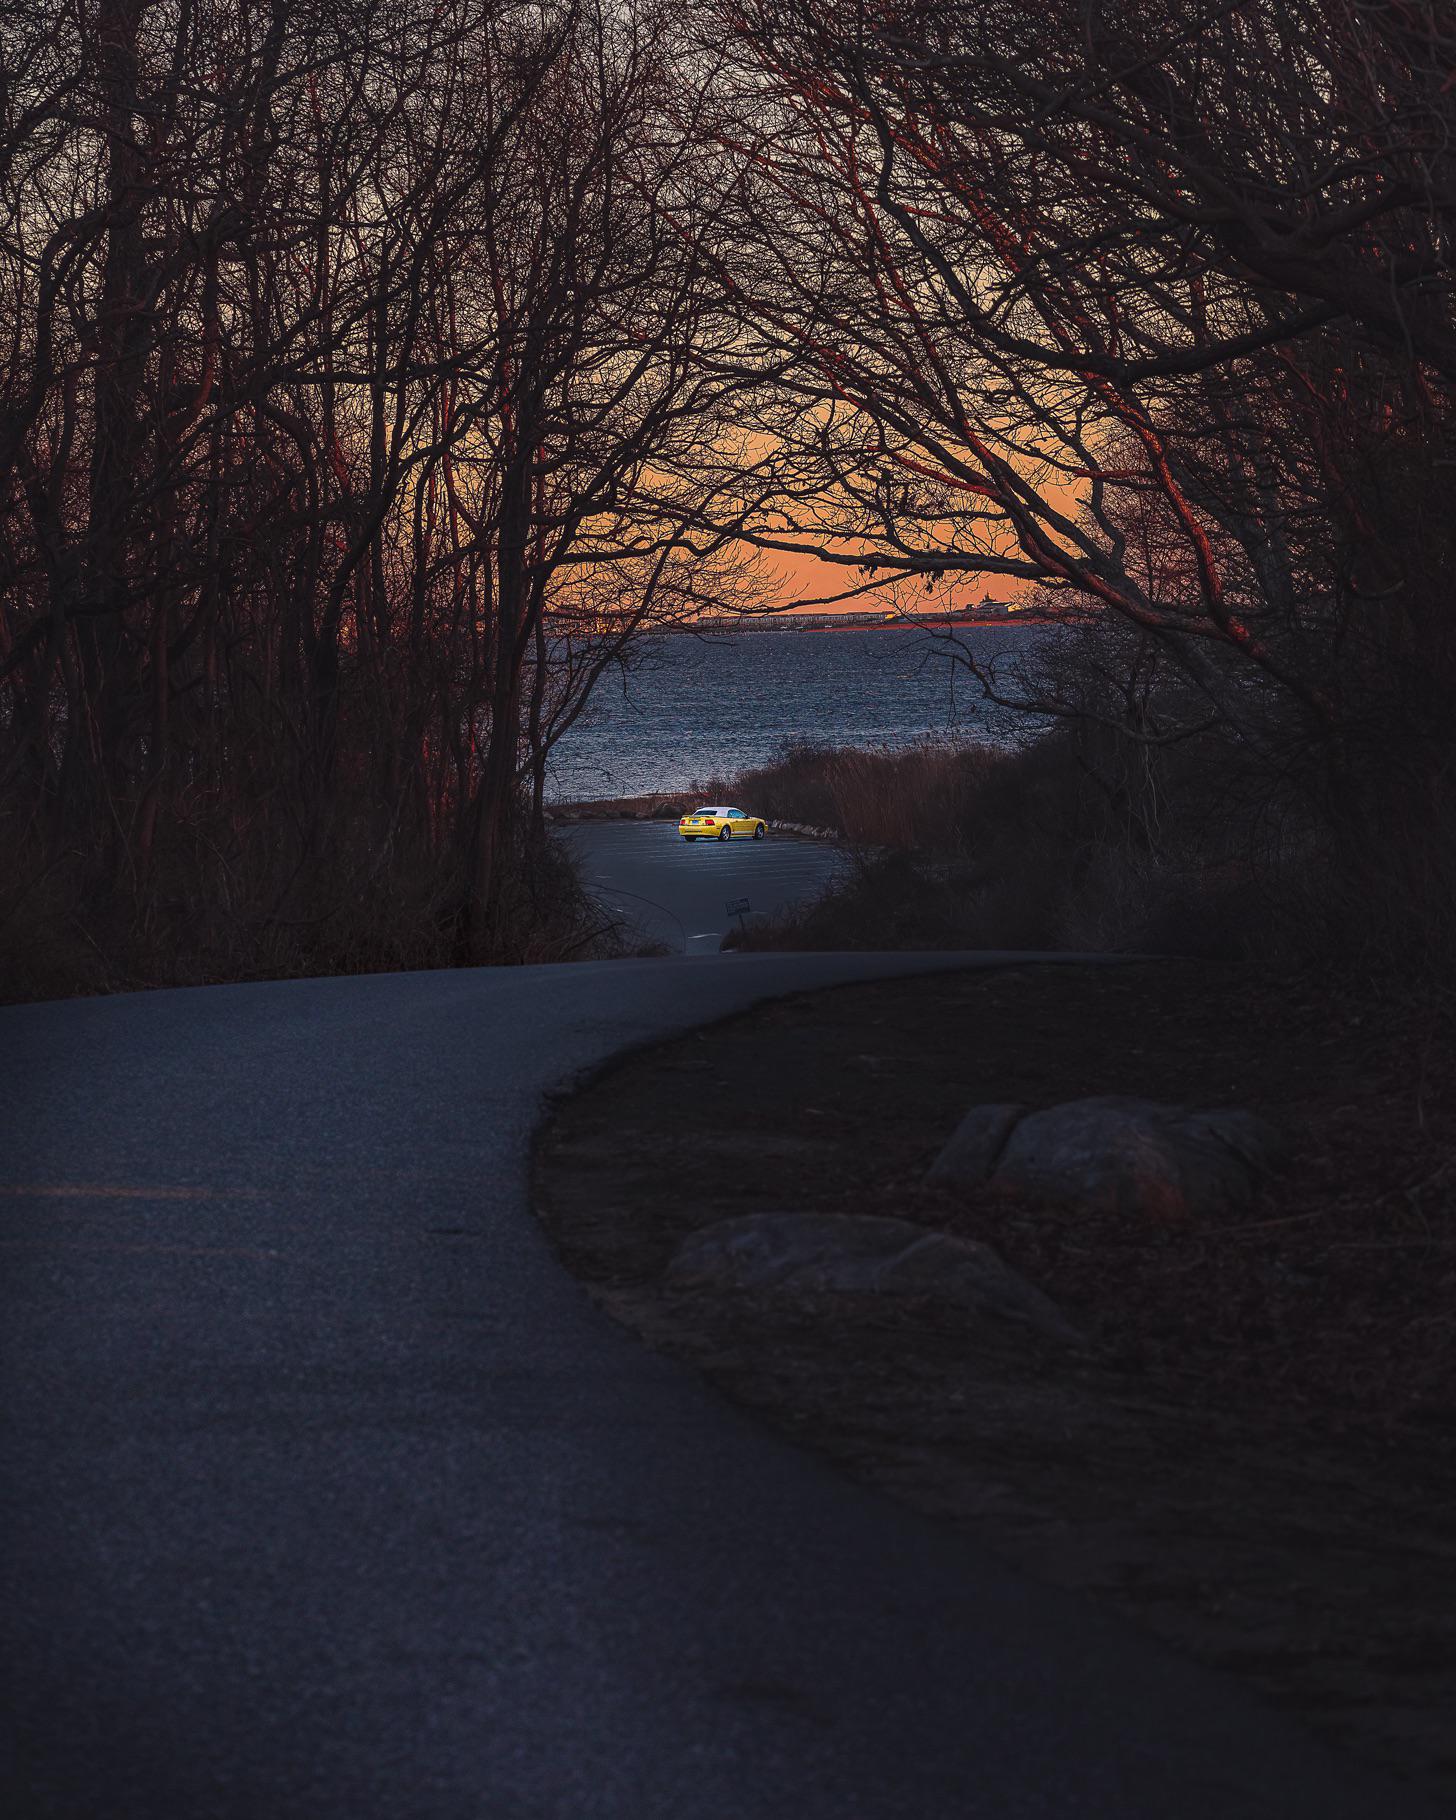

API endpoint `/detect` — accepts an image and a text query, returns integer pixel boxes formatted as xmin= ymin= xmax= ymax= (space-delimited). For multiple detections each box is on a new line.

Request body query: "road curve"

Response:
xmin=0 ymin=955 xmax=1430 ymax=1819
xmin=558 ymin=821 xmax=850 ymax=953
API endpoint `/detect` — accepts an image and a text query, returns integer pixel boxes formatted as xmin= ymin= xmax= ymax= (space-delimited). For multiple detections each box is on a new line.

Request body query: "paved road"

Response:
xmin=558 ymin=821 xmax=848 ymax=952
xmin=0 ymin=956 xmax=1433 ymax=1819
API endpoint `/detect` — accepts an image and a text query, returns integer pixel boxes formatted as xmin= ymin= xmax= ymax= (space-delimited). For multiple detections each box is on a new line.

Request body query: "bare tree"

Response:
xmin=698 ymin=0 xmax=1455 ymax=881
xmin=0 ymin=0 xmax=756 ymax=982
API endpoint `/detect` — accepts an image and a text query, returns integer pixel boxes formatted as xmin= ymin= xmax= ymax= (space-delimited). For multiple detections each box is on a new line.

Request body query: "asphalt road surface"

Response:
xmin=1 ymin=955 xmax=1435 ymax=1819
xmin=559 ymin=821 xmax=848 ymax=952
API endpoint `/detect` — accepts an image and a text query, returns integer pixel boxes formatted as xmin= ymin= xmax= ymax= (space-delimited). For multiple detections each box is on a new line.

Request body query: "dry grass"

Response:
xmin=533 ymin=961 xmax=1456 ymax=1800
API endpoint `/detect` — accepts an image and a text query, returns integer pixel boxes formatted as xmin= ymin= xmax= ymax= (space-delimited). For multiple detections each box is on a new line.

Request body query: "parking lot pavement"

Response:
xmin=558 ymin=819 xmax=849 ymax=952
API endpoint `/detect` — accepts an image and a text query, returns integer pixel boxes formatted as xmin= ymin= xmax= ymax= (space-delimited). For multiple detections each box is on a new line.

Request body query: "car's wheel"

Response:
xmin=684 ymin=835 xmax=696 ymax=842
xmin=718 ymin=825 xmax=732 ymax=841
xmin=753 ymin=822 xmax=766 ymax=839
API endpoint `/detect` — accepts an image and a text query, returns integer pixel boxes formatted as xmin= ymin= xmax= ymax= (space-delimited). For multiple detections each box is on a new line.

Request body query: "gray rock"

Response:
xmin=925 ymin=1102 xmax=1027 ymax=1186
xmin=665 ymin=1211 xmax=1081 ymax=1343
xmin=929 ymin=1095 xmax=1286 ymax=1220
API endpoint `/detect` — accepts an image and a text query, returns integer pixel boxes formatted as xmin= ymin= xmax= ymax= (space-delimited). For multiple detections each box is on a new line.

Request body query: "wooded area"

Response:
xmin=3 ymin=0 xmax=1454 ymax=988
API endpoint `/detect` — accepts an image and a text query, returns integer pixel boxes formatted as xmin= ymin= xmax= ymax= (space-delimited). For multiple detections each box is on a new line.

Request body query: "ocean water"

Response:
xmin=546 ymin=623 xmax=1047 ymax=801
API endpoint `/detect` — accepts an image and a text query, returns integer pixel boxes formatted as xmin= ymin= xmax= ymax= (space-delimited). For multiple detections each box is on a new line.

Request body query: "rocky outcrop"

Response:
xmin=665 ymin=1210 xmax=1082 ymax=1343
xmin=768 ymin=820 xmax=841 ymax=841
xmin=925 ymin=1103 xmax=1027 ymax=1186
xmin=929 ymin=1095 xmax=1287 ymax=1219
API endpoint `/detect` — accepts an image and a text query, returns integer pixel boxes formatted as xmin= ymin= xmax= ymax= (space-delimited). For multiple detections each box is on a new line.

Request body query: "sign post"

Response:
xmin=725 ymin=896 xmax=751 ymax=940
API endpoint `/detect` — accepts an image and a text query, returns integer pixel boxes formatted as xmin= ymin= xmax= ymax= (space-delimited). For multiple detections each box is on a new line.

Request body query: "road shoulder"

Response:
xmin=533 ymin=960 xmax=1456 ymax=1803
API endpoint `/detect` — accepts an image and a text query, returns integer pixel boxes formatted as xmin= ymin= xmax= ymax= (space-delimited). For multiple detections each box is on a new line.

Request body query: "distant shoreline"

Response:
xmin=660 ymin=614 xmax=1051 ymax=635
xmin=545 ymin=792 xmax=694 ymax=824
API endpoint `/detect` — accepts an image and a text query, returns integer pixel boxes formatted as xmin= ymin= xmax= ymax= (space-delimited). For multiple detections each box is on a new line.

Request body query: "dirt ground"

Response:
xmin=532 ymin=960 xmax=1456 ymax=1802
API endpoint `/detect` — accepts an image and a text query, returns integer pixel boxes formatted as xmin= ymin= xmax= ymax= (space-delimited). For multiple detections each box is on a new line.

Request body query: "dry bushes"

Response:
xmin=718 ymin=588 xmax=1456 ymax=979
xmin=705 ymin=741 xmax=1007 ymax=851
xmin=0 ymin=813 xmax=608 ymax=1006
xmin=719 ymin=725 xmax=1388 ymax=966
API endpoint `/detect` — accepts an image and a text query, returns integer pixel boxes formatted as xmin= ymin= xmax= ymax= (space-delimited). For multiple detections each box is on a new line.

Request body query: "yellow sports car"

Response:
xmin=678 ymin=805 xmax=768 ymax=842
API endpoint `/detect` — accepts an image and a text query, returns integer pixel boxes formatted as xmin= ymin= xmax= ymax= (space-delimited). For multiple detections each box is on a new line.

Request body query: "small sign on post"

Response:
xmin=725 ymin=896 xmax=751 ymax=938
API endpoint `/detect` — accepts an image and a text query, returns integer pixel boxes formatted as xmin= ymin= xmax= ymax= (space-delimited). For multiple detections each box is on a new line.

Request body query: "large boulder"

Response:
xmin=664 ymin=1211 xmax=1081 ymax=1344
xmin=929 ymin=1095 xmax=1286 ymax=1220
xmin=925 ymin=1103 xmax=1027 ymax=1186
